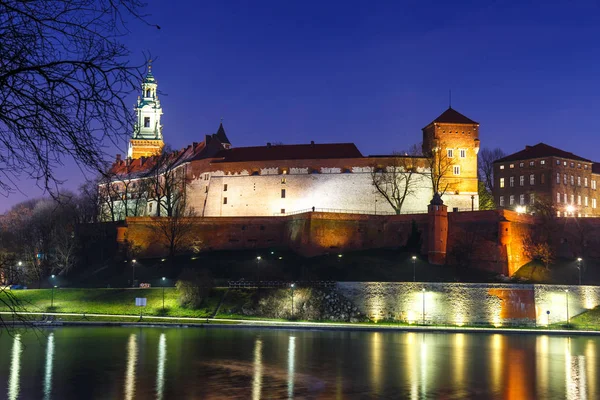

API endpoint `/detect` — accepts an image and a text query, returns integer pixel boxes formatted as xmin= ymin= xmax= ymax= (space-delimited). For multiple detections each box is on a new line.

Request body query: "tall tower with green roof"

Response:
xmin=128 ymin=62 xmax=164 ymax=159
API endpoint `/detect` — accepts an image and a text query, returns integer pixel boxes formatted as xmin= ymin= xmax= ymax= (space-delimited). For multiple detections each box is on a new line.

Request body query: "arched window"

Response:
xmin=146 ymin=89 xmax=151 ymax=97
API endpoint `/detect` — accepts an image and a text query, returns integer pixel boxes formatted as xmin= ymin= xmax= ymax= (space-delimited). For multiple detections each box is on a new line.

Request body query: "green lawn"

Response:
xmin=0 ymin=288 xmax=224 ymax=318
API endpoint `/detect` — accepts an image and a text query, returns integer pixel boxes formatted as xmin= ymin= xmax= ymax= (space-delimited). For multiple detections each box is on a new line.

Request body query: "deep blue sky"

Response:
xmin=5 ymin=0 xmax=600 ymax=211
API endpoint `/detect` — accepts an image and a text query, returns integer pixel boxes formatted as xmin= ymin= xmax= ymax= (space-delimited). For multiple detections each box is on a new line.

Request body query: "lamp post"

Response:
xmin=161 ymin=277 xmax=166 ymax=311
xmin=51 ymin=285 xmax=57 ymax=307
xmin=256 ymin=256 xmax=261 ymax=287
xmin=412 ymin=256 xmax=417 ymax=282
xmin=565 ymin=289 xmax=570 ymax=325
xmin=576 ymin=258 xmax=582 ymax=285
xmin=290 ymin=283 xmax=295 ymax=317
xmin=131 ymin=259 xmax=137 ymax=288
xmin=422 ymin=288 xmax=426 ymax=325
xmin=375 ymin=199 xmax=378 ymax=215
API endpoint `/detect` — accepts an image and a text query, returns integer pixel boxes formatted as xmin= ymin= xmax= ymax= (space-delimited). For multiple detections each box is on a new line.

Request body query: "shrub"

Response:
xmin=175 ymin=268 xmax=213 ymax=308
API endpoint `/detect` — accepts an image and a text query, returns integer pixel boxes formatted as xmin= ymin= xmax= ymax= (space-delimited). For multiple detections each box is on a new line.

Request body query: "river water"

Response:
xmin=0 ymin=326 xmax=597 ymax=399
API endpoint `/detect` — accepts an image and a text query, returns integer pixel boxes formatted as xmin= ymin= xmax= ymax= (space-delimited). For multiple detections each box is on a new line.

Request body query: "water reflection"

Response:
xmin=252 ymin=339 xmax=262 ymax=400
xmin=7 ymin=334 xmax=21 ymax=400
xmin=124 ymin=333 xmax=138 ymax=400
xmin=156 ymin=333 xmax=166 ymax=400
xmin=44 ymin=333 xmax=55 ymax=400
xmin=566 ymin=338 xmax=587 ymax=400
xmin=287 ymin=336 xmax=295 ymax=399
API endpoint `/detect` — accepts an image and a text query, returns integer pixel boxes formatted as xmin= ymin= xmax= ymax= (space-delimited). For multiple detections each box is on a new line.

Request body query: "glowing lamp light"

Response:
xmin=577 ymin=257 xmax=582 ymax=262
xmin=161 ymin=277 xmax=166 ymax=281
xmin=256 ymin=256 xmax=262 ymax=260
xmin=338 ymin=254 xmax=343 ymax=258
xmin=412 ymin=256 xmax=417 ymax=260
xmin=566 ymin=205 xmax=575 ymax=213
xmin=515 ymin=205 xmax=526 ymax=214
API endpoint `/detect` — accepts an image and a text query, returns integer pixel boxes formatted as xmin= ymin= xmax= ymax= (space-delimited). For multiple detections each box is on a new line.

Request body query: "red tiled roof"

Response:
xmin=494 ymin=143 xmax=592 ymax=164
xmin=211 ymin=143 xmax=363 ymax=163
xmin=425 ymin=107 xmax=478 ymax=127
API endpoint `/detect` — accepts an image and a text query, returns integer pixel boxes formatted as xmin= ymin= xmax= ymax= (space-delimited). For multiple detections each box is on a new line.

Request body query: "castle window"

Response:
xmin=557 ymin=160 xmax=561 ymax=165
xmin=509 ymin=195 xmax=514 ymax=205
xmin=447 ymin=149 xmax=454 ymax=158
xmin=281 ymin=189 xmax=286 ymax=198
xmin=577 ymin=176 xmax=581 ymax=186
xmin=223 ymin=184 xmax=228 ymax=191
xmin=557 ymin=211 xmax=561 ymax=217
xmin=570 ymin=162 xmax=575 ymax=168
xmin=499 ymin=178 xmax=505 ymax=188
xmin=453 ymin=165 xmax=460 ymax=175
xmin=541 ymin=173 xmax=545 ymax=184
xmin=149 ymin=203 xmax=153 ymax=213
xmin=529 ymin=161 xmax=535 ymax=166
xmin=500 ymin=165 xmax=504 ymax=170
xmin=519 ymin=176 xmax=524 ymax=186
xmin=281 ymin=209 xmax=285 ymax=214
xmin=499 ymin=196 xmax=504 ymax=207
xmin=519 ymin=194 xmax=525 ymax=205
xmin=571 ymin=194 xmax=574 ymax=204
xmin=571 ymin=175 xmax=574 ymax=185
xmin=556 ymin=173 xmax=560 ymax=184
xmin=530 ymin=174 xmax=535 ymax=185
xmin=564 ymin=174 xmax=567 ymax=184
xmin=204 ymin=174 xmax=209 ymax=181
xmin=585 ymin=196 xmax=589 ymax=207
xmin=510 ymin=164 xmax=514 ymax=169
xmin=557 ymin=193 xmax=560 ymax=203
xmin=541 ymin=160 xmax=546 ymax=165
xmin=564 ymin=161 xmax=567 ymax=166
xmin=509 ymin=177 xmax=514 ymax=187
xmin=146 ymin=89 xmax=151 ymax=97
xmin=578 ymin=163 xmax=582 ymax=169
xmin=223 ymin=197 xmax=227 ymax=205
xmin=281 ymin=178 xmax=286 ymax=184
xmin=585 ymin=164 xmax=589 ymax=170
xmin=459 ymin=149 xmax=466 ymax=158
xmin=585 ymin=177 xmax=589 ymax=187
xmin=564 ymin=193 xmax=567 ymax=203
xmin=144 ymin=117 xmax=150 ymax=128
xmin=594 ymin=199 xmax=597 ymax=209
xmin=593 ymin=180 xmax=597 ymax=190
xmin=519 ymin=162 xmax=524 ymax=167
xmin=578 ymin=195 xmax=582 ymax=205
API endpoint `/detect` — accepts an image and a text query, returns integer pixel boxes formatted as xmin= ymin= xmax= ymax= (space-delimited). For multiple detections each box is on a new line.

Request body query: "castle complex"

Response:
xmin=103 ymin=67 xmax=480 ymax=220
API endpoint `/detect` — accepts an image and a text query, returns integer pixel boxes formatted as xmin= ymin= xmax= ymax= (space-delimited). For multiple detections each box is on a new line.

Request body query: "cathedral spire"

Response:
xmin=128 ymin=61 xmax=164 ymax=159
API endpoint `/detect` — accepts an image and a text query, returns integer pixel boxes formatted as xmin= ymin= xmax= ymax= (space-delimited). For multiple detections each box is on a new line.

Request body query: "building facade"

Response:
xmin=102 ymin=69 xmax=481 ymax=220
xmin=493 ymin=143 xmax=600 ymax=217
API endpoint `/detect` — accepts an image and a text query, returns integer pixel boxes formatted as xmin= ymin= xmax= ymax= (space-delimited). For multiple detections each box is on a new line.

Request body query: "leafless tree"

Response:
xmin=478 ymin=148 xmax=506 ymax=194
xmin=423 ymin=140 xmax=455 ymax=196
xmin=150 ymin=202 xmax=197 ymax=260
xmin=146 ymin=147 xmax=187 ymax=217
xmin=0 ymin=0 xmax=155 ymax=196
xmin=371 ymin=148 xmax=422 ymax=215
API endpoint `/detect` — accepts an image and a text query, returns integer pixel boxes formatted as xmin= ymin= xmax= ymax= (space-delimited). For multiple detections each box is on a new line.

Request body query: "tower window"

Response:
xmin=453 ymin=165 xmax=460 ymax=175
xmin=281 ymin=189 xmax=286 ymax=198
xmin=459 ymin=149 xmax=466 ymax=158
xmin=499 ymin=196 xmax=504 ymax=207
xmin=146 ymin=89 xmax=151 ymax=97
xmin=144 ymin=117 xmax=150 ymax=128
xmin=223 ymin=197 xmax=227 ymax=205
xmin=223 ymin=184 xmax=228 ymax=191
xmin=447 ymin=149 xmax=454 ymax=158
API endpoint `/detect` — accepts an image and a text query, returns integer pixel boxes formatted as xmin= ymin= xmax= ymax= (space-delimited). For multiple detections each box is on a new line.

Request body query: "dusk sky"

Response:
xmin=5 ymin=0 xmax=600 ymax=211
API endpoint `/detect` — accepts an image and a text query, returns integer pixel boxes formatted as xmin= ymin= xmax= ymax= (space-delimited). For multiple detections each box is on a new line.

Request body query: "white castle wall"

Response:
xmin=187 ymin=168 xmax=478 ymax=217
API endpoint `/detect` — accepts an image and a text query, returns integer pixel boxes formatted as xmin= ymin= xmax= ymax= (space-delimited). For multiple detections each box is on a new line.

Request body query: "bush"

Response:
xmin=175 ymin=268 xmax=213 ymax=309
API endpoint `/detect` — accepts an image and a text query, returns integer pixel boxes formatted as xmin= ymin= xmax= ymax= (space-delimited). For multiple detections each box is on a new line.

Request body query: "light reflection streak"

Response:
xmin=585 ymin=340 xmax=596 ymax=398
xmin=44 ymin=333 xmax=55 ymax=400
xmin=124 ymin=334 xmax=138 ymax=400
xmin=252 ymin=339 xmax=263 ymax=400
xmin=7 ymin=334 xmax=22 ymax=400
xmin=287 ymin=336 xmax=295 ymax=399
xmin=490 ymin=334 xmax=502 ymax=394
xmin=420 ymin=336 xmax=427 ymax=398
xmin=156 ymin=333 xmax=167 ymax=400
xmin=453 ymin=334 xmax=465 ymax=389
xmin=566 ymin=338 xmax=587 ymax=400
xmin=370 ymin=332 xmax=382 ymax=396
xmin=536 ymin=335 xmax=548 ymax=397
xmin=406 ymin=332 xmax=418 ymax=400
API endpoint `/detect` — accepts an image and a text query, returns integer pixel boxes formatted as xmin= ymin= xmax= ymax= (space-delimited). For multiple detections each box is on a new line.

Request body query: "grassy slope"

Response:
xmin=512 ymin=258 xmax=599 ymax=285
xmin=1 ymin=288 xmax=224 ymax=318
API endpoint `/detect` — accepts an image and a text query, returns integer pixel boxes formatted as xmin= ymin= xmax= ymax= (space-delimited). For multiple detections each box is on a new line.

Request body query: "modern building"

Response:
xmin=103 ymin=68 xmax=481 ymax=220
xmin=493 ymin=143 xmax=600 ymax=217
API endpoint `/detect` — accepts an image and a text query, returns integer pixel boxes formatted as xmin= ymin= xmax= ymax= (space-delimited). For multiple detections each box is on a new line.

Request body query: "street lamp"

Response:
xmin=412 ymin=256 xmax=417 ymax=282
xmin=576 ymin=258 xmax=583 ymax=285
xmin=290 ymin=283 xmax=295 ymax=317
xmin=51 ymin=285 xmax=57 ymax=307
xmin=131 ymin=259 xmax=137 ymax=288
xmin=565 ymin=289 xmax=570 ymax=325
xmin=422 ymin=288 xmax=426 ymax=325
xmin=256 ymin=256 xmax=261 ymax=286
xmin=161 ymin=277 xmax=166 ymax=311
xmin=566 ymin=205 xmax=575 ymax=216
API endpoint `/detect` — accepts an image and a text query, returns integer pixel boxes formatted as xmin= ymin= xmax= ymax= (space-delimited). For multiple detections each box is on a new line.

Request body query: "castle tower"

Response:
xmin=128 ymin=62 xmax=164 ymax=159
xmin=427 ymin=193 xmax=448 ymax=265
xmin=422 ymin=108 xmax=480 ymax=207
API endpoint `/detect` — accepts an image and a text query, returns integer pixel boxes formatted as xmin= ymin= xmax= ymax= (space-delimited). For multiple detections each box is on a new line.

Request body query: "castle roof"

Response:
xmin=425 ymin=107 xmax=478 ymax=127
xmin=494 ymin=143 xmax=592 ymax=164
xmin=212 ymin=142 xmax=363 ymax=163
xmin=214 ymin=122 xmax=230 ymax=145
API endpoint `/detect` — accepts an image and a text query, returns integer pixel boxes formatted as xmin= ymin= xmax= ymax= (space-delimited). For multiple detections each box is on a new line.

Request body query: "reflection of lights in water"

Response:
xmin=490 ymin=334 xmax=503 ymax=395
xmin=124 ymin=334 xmax=138 ymax=400
xmin=585 ymin=340 xmax=596 ymax=398
xmin=156 ymin=333 xmax=167 ymax=400
xmin=44 ymin=333 xmax=55 ymax=400
xmin=453 ymin=334 xmax=465 ymax=388
xmin=370 ymin=332 xmax=382 ymax=396
xmin=287 ymin=336 xmax=295 ymax=399
xmin=536 ymin=335 xmax=549 ymax=396
xmin=252 ymin=339 xmax=263 ymax=400
xmin=566 ymin=338 xmax=588 ymax=400
xmin=420 ymin=336 xmax=427 ymax=397
xmin=8 ymin=334 xmax=22 ymax=400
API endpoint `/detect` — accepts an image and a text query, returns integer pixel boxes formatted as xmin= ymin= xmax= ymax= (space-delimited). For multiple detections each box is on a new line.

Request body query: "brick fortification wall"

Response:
xmin=337 ymin=282 xmax=600 ymax=326
xmin=122 ymin=208 xmax=540 ymax=275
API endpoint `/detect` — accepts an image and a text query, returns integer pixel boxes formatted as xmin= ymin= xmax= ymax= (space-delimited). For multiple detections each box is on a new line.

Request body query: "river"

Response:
xmin=0 ymin=326 xmax=597 ymax=399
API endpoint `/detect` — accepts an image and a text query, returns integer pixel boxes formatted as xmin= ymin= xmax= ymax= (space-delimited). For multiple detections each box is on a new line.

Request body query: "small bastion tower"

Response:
xmin=128 ymin=62 xmax=164 ymax=159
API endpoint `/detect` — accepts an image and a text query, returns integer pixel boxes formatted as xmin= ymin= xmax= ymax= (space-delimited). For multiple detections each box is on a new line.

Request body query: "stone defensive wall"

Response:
xmin=337 ymin=282 xmax=600 ymax=326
